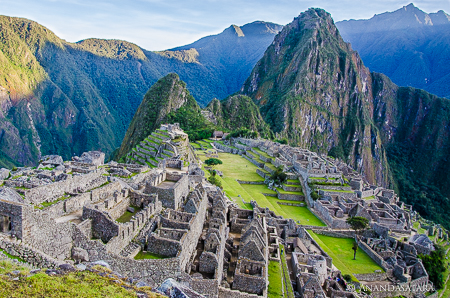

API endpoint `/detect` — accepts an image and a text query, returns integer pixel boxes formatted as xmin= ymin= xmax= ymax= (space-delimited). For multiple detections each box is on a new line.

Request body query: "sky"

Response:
xmin=1 ymin=0 xmax=449 ymax=51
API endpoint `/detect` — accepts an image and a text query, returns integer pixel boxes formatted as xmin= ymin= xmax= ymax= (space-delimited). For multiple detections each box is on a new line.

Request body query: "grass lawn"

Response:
xmin=310 ymin=233 xmax=383 ymax=278
xmin=279 ymin=245 xmax=295 ymax=298
xmin=116 ymin=207 xmax=143 ymax=223
xmin=253 ymin=147 xmax=273 ymax=160
xmin=286 ymin=179 xmax=300 ymax=185
xmin=363 ymin=195 xmax=375 ymax=200
xmin=276 ymin=187 xmax=304 ymax=196
xmin=134 ymin=251 xmax=168 ymax=260
xmin=268 ymin=261 xmax=283 ymax=298
xmin=198 ymin=152 xmax=324 ymax=226
xmin=190 ymin=142 xmax=201 ymax=149
xmin=197 ymin=140 xmax=213 ymax=149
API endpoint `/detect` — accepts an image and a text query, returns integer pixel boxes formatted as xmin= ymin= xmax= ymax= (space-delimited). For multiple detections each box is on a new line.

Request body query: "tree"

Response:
xmin=419 ymin=244 xmax=446 ymax=289
xmin=207 ymin=170 xmax=222 ymax=188
xmin=270 ymin=166 xmax=287 ymax=184
xmin=346 ymin=216 xmax=369 ymax=235
xmin=204 ymin=158 xmax=222 ymax=167
xmin=352 ymin=242 xmax=358 ymax=260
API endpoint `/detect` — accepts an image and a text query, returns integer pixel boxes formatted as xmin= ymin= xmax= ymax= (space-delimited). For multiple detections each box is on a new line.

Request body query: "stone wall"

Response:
xmin=357 ymin=239 xmax=389 ymax=271
xmin=218 ymin=287 xmax=259 ymax=298
xmin=82 ymin=206 xmax=119 ymax=243
xmin=0 ymin=200 xmax=25 ymax=238
xmin=0 ymin=236 xmax=62 ymax=268
xmin=72 ymin=225 xmax=182 ymax=287
xmin=22 ymin=207 xmax=73 ymax=261
xmin=354 ymin=272 xmax=387 ymax=282
xmin=277 ymin=192 xmax=304 ymax=201
xmin=24 ymin=171 xmax=107 ymax=204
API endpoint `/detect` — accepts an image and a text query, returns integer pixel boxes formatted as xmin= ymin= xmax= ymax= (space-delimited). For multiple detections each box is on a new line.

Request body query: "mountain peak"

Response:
xmin=229 ymin=24 xmax=245 ymax=37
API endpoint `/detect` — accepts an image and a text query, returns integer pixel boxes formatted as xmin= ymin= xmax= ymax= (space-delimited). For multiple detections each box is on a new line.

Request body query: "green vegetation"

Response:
xmin=268 ymin=261 xmax=283 ymax=298
xmin=205 ymin=95 xmax=273 ymax=139
xmin=419 ymin=245 xmax=446 ymax=290
xmin=197 ymin=152 xmax=324 ymax=225
xmin=279 ymin=245 xmax=295 ymax=298
xmin=270 ymin=166 xmax=287 ymax=184
xmin=207 ymin=171 xmax=223 ymax=188
xmin=346 ymin=216 xmax=369 ymax=235
xmin=204 ymin=158 xmax=223 ymax=167
xmin=310 ymin=233 xmax=383 ymax=278
xmin=116 ymin=207 xmax=143 ymax=223
xmin=0 ymin=259 xmax=162 ymax=297
xmin=36 ymin=194 xmax=71 ymax=210
xmin=134 ymin=251 xmax=168 ymax=260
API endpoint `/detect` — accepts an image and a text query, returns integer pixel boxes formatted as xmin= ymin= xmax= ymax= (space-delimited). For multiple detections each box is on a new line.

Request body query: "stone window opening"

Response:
xmin=0 ymin=215 xmax=12 ymax=233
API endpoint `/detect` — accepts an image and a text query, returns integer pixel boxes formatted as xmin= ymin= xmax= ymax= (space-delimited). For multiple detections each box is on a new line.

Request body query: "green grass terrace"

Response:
xmin=310 ymin=233 xmax=384 ymax=280
xmin=197 ymin=151 xmax=325 ymax=226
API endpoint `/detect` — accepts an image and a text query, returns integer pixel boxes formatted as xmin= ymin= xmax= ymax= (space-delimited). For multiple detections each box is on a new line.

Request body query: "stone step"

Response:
xmin=137 ymin=146 xmax=155 ymax=157
xmin=152 ymin=132 xmax=171 ymax=141
xmin=155 ymin=129 xmax=171 ymax=137
xmin=148 ymin=135 xmax=163 ymax=144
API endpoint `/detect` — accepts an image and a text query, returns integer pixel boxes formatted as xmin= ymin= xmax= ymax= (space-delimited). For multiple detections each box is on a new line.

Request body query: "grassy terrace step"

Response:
xmin=310 ymin=233 xmax=384 ymax=280
xmin=276 ymin=187 xmax=304 ymax=196
xmin=286 ymin=179 xmax=300 ymax=185
xmin=145 ymin=161 xmax=156 ymax=168
xmin=197 ymin=152 xmax=325 ymax=226
xmin=253 ymin=147 xmax=273 ymax=160
xmin=265 ymin=163 xmax=277 ymax=171
xmin=153 ymin=132 xmax=170 ymax=140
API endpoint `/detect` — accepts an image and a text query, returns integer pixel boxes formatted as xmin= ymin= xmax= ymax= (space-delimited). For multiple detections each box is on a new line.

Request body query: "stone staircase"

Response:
xmin=126 ymin=130 xmax=178 ymax=167
xmin=119 ymin=242 xmax=141 ymax=258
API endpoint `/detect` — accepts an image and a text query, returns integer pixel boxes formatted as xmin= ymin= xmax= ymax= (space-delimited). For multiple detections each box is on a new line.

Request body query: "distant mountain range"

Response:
xmin=0 ymin=16 xmax=281 ymax=167
xmin=337 ymin=3 xmax=450 ymax=98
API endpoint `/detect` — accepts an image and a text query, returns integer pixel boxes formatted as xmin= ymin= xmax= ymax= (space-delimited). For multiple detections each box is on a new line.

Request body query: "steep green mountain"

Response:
xmin=241 ymin=8 xmax=450 ymax=228
xmin=204 ymin=95 xmax=272 ymax=138
xmin=0 ymin=15 xmax=280 ymax=167
xmin=116 ymin=73 xmax=209 ymax=160
xmin=337 ymin=4 xmax=450 ymax=98
xmin=241 ymin=8 xmax=391 ymax=187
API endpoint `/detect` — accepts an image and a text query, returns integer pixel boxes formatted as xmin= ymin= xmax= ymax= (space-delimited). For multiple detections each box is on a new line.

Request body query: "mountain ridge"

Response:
xmin=336 ymin=4 xmax=450 ymax=98
xmin=0 ymin=15 xmax=281 ymax=167
xmin=241 ymin=7 xmax=450 ymax=227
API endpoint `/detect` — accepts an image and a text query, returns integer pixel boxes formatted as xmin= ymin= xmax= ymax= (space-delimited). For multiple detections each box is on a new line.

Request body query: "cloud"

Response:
xmin=1 ymin=0 xmax=449 ymax=50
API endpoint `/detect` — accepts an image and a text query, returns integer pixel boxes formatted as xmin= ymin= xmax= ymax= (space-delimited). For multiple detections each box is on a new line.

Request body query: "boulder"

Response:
xmin=73 ymin=151 xmax=105 ymax=166
xmin=0 ymin=168 xmax=10 ymax=180
xmin=59 ymin=264 xmax=76 ymax=273
xmin=91 ymin=260 xmax=111 ymax=270
xmin=127 ymin=207 xmax=135 ymax=213
xmin=158 ymin=278 xmax=206 ymax=298
xmin=41 ymin=155 xmax=64 ymax=166
xmin=72 ymin=247 xmax=89 ymax=264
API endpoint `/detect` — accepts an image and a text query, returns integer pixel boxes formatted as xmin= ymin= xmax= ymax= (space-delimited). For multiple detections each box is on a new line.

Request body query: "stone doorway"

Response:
xmin=0 ymin=215 xmax=12 ymax=233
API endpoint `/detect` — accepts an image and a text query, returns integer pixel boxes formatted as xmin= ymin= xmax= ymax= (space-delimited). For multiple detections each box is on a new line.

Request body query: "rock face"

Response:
xmin=337 ymin=4 xmax=450 ymax=99
xmin=241 ymin=8 xmax=450 ymax=227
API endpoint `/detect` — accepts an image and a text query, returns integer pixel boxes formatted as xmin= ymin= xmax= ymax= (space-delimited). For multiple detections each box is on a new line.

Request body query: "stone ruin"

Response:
xmin=0 ymin=127 xmax=439 ymax=298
